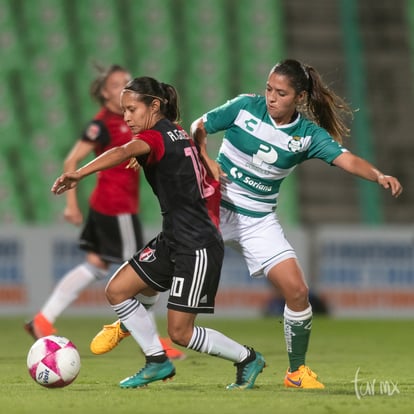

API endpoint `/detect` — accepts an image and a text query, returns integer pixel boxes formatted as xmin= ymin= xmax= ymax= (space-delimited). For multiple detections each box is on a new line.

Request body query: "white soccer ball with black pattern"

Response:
xmin=27 ymin=335 xmax=81 ymax=388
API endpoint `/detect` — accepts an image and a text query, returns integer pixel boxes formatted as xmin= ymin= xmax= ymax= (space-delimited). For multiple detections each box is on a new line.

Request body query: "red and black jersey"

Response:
xmin=136 ymin=118 xmax=220 ymax=250
xmin=81 ymin=107 xmax=139 ymax=215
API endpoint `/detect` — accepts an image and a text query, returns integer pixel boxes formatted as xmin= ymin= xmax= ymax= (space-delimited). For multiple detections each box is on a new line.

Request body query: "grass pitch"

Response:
xmin=1 ymin=316 xmax=413 ymax=414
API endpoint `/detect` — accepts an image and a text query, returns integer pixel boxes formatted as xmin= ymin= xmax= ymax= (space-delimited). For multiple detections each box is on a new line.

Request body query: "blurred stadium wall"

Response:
xmin=0 ymin=0 xmax=413 ymax=317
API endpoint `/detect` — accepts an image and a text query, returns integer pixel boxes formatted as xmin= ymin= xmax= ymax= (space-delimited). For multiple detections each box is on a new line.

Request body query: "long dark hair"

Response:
xmin=270 ymin=59 xmax=353 ymax=143
xmin=123 ymin=76 xmax=181 ymax=123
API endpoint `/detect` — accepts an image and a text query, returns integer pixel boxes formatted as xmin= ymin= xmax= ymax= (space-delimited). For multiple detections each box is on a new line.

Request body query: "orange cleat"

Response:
xmin=159 ymin=337 xmax=186 ymax=360
xmin=90 ymin=319 xmax=186 ymax=360
xmin=24 ymin=313 xmax=57 ymax=340
xmin=284 ymin=365 xmax=325 ymax=389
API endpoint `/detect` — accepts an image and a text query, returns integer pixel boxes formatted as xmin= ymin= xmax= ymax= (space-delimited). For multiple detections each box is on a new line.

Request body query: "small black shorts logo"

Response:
xmin=139 ymin=247 xmax=156 ymax=262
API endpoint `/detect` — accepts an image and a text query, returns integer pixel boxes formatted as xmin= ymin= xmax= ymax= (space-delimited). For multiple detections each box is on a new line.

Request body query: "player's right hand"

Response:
xmin=203 ymin=157 xmax=226 ymax=181
xmin=63 ymin=206 xmax=83 ymax=226
xmin=51 ymin=172 xmax=81 ymax=195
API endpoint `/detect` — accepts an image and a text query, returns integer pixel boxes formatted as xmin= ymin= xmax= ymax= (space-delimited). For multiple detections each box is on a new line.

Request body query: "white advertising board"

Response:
xmin=316 ymin=226 xmax=414 ymax=318
xmin=0 ymin=226 xmax=308 ymax=318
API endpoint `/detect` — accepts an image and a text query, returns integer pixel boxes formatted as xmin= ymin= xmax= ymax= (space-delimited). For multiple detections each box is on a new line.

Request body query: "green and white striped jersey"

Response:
xmin=203 ymin=94 xmax=347 ymax=217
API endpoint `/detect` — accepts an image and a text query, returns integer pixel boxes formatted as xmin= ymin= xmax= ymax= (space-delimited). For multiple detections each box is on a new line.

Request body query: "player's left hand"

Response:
xmin=51 ymin=172 xmax=81 ymax=195
xmin=126 ymin=157 xmax=141 ymax=171
xmin=377 ymin=174 xmax=403 ymax=198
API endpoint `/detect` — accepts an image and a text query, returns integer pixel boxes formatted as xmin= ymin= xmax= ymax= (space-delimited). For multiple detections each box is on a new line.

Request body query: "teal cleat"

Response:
xmin=120 ymin=358 xmax=176 ymax=389
xmin=226 ymin=347 xmax=266 ymax=390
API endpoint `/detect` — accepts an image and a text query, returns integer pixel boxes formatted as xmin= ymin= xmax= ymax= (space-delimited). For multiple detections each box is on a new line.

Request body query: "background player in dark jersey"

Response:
xmin=25 ymin=64 xmax=143 ymax=340
xmin=51 ymin=76 xmax=265 ymax=390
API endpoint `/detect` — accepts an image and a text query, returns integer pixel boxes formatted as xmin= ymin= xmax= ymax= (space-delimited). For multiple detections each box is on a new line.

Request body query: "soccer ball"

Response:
xmin=27 ymin=335 xmax=81 ymax=388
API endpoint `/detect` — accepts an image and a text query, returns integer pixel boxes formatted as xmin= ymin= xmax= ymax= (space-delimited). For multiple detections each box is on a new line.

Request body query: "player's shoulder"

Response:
xmin=225 ymin=93 xmax=264 ymax=110
xmin=234 ymin=93 xmax=263 ymax=102
xmin=93 ymin=107 xmax=123 ymax=124
xmin=295 ymin=115 xmax=322 ymax=133
xmin=93 ymin=107 xmax=108 ymax=120
xmin=296 ymin=115 xmax=338 ymax=145
xmin=83 ymin=110 xmax=107 ymax=141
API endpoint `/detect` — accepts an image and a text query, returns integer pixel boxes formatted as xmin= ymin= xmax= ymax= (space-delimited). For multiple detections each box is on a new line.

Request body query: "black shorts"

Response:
xmin=129 ymin=233 xmax=224 ymax=314
xmin=79 ymin=208 xmax=143 ymax=264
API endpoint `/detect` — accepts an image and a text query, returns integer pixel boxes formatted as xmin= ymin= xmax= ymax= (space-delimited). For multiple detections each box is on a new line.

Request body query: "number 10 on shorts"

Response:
xmin=171 ymin=277 xmax=184 ymax=297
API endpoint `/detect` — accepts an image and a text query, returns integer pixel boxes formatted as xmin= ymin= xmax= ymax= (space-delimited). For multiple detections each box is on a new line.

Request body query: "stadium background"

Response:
xmin=0 ymin=0 xmax=413 ymax=318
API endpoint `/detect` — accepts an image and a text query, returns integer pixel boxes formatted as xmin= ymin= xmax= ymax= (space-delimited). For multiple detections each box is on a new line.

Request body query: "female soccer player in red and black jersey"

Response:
xmin=25 ymin=65 xmax=184 ymax=360
xmin=51 ymin=76 xmax=265 ymax=390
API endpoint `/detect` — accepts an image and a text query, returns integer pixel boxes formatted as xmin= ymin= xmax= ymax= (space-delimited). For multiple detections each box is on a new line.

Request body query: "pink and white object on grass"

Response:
xmin=27 ymin=335 xmax=81 ymax=388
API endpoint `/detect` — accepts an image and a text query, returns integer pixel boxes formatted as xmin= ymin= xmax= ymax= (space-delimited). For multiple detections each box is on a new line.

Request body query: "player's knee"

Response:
xmin=104 ymin=283 xmax=116 ymax=305
xmin=104 ymin=280 xmax=127 ymax=305
xmin=286 ymin=284 xmax=309 ymax=308
xmin=168 ymin=326 xmax=192 ymax=347
xmin=297 ymin=283 xmax=309 ymax=301
xmin=84 ymin=262 xmax=109 ymax=281
xmin=136 ymin=292 xmax=160 ymax=310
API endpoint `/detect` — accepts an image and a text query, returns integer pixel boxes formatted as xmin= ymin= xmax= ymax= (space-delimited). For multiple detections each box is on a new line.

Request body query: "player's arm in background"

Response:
xmin=62 ymin=140 xmax=95 ymax=225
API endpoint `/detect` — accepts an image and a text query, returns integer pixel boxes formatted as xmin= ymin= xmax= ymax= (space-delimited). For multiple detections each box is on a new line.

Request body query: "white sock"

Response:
xmin=188 ymin=326 xmax=249 ymax=362
xmin=112 ymin=298 xmax=164 ymax=356
xmin=283 ymin=304 xmax=313 ymax=321
xmin=134 ymin=293 xmax=161 ymax=335
xmin=41 ymin=263 xmax=106 ymax=323
xmin=136 ymin=292 xmax=160 ymax=310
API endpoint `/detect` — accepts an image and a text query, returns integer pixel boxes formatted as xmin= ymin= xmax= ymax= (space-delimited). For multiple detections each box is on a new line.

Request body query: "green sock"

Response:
xmin=284 ymin=316 xmax=312 ymax=372
xmin=120 ymin=321 xmax=128 ymax=333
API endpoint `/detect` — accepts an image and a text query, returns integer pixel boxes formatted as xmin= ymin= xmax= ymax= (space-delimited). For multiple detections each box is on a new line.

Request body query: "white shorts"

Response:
xmin=220 ymin=207 xmax=297 ymax=278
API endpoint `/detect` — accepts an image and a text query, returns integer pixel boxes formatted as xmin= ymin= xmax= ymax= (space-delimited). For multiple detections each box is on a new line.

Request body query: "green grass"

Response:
xmin=2 ymin=316 xmax=413 ymax=414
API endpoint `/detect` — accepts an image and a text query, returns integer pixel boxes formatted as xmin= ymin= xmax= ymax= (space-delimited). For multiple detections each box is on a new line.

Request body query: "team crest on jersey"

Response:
xmin=139 ymin=247 xmax=156 ymax=262
xmin=287 ymin=136 xmax=303 ymax=153
xmin=86 ymin=123 xmax=100 ymax=140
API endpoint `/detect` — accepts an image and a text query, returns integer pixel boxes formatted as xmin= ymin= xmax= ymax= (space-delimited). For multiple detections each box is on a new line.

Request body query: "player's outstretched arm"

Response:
xmin=333 ymin=152 xmax=403 ymax=197
xmin=52 ymin=139 xmax=150 ymax=195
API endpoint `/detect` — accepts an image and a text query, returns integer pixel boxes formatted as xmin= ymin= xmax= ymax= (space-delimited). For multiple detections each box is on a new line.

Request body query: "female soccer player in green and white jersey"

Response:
xmin=190 ymin=59 xmax=403 ymax=389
